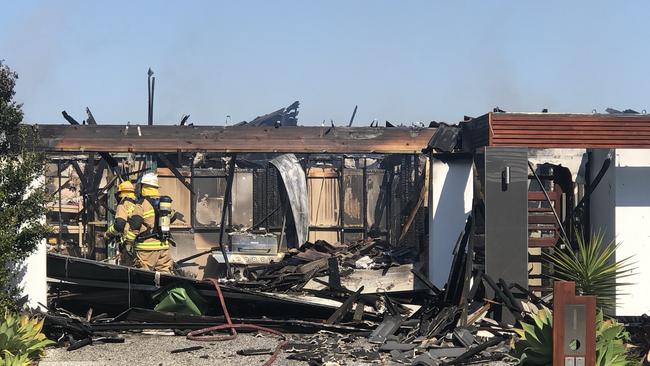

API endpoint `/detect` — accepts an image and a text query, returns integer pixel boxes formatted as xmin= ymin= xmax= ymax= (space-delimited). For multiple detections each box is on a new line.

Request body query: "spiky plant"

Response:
xmin=0 ymin=312 xmax=54 ymax=362
xmin=544 ymin=231 xmax=635 ymax=310
xmin=512 ymin=307 xmax=553 ymax=366
xmin=512 ymin=308 xmax=633 ymax=366
xmin=1 ymin=351 xmax=30 ymax=366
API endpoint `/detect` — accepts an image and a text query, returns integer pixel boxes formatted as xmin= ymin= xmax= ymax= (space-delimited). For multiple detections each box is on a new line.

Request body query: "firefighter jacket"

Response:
xmin=105 ymin=197 xmax=138 ymax=243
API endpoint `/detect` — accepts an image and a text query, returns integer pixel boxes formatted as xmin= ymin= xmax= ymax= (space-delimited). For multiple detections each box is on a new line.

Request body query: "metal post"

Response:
xmin=278 ymin=193 xmax=288 ymax=250
xmin=147 ymin=68 xmax=154 ymax=126
xmin=339 ymin=156 xmax=345 ymax=243
xmin=362 ymin=157 xmax=368 ymax=238
xmin=57 ymin=161 xmax=63 ymax=253
xmin=190 ymin=153 xmax=196 ymax=229
xmin=218 ymin=154 xmax=237 ymax=278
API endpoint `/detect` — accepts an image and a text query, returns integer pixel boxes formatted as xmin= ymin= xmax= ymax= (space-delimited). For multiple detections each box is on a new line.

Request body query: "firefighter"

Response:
xmin=105 ymin=180 xmax=139 ymax=265
xmin=133 ymin=172 xmax=174 ymax=272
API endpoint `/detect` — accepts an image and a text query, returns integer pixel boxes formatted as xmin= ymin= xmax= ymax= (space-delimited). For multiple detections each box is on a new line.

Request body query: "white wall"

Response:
xmin=19 ymin=239 xmax=47 ymax=310
xmin=14 ymin=175 xmax=48 ymax=310
xmin=614 ymin=149 xmax=650 ymax=316
xmin=528 ymin=148 xmax=588 ymax=184
xmin=428 ymin=157 xmax=473 ymax=288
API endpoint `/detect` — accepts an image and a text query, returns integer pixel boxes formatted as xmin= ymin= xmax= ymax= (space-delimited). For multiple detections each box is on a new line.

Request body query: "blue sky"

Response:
xmin=1 ymin=1 xmax=649 ymax=125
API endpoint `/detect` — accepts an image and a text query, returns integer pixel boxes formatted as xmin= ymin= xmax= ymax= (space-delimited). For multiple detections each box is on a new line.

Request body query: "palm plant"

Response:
xmin=544 ymin=231 xmax=636 ymax=310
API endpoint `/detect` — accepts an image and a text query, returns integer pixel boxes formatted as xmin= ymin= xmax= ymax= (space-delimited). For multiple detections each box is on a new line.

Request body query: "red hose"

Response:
xmin=186 ymin=278 xmax=288 ymax=366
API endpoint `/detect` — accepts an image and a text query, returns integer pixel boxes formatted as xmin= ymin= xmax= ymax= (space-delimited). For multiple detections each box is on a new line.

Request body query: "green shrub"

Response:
xmin=595 ymin=311 xmax=631 ymax=366
xmin=511 ymin=307 xmax=633 ymax=366
xmin=0 ymin=351 xmax=30 ymax=366
xmin=512 ymin=307 xmax=553 ymax=365
xmin=0 ymin=312 xmax=54 ymax=363
xmin=544 ymin=231 xmax=635 ymax=310
xmin=0 ymin=61 xmax=48 ymax=311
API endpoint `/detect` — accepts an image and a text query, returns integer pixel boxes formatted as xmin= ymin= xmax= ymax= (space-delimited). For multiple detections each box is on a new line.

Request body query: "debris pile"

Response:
xmin=44 ymin=225 xmax=557 ymax=365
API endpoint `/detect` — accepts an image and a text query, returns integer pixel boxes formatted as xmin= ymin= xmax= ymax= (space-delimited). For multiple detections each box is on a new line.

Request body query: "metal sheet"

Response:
xmin=232 ymin=172 xmax=253 ymax=227
xmin=366 ymin=171 xmax=387 ymax=229
xmin=270 ymin=154 xmax=309 ymax=246
xmin=483 ymin=147 xmax=528 ymax=323
xmin=343 ymin=171 xmax=363 ymax=226
xmin=564 ymin=304 xmax=586 ymax=356
xmin=194 ymin=177 xmax=226 ymax=227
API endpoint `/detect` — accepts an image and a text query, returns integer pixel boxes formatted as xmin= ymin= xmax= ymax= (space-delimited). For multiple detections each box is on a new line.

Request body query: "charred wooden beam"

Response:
xmin=35 ymin=125 xmax=437 ymax=154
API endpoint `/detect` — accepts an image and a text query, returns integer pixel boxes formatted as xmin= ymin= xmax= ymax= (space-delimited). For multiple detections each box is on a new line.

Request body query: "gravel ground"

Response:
xmin=41 ymin=332 xmax=517 ymax=366
xmin=41 ymin=332 xmax=375 ymax=366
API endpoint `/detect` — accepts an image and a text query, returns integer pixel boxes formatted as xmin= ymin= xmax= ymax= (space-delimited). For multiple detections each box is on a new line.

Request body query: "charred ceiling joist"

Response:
xmin=35 ymin=125 xmax=437 ymax=154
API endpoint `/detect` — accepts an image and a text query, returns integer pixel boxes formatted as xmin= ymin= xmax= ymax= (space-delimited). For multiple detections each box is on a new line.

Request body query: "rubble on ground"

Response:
xmin=43 ymin=228 xmax=552 ymax=365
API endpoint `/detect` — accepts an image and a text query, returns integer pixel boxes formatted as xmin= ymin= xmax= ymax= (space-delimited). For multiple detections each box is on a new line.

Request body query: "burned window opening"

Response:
xmin=44 ymin=150 xmax=426 ymax=273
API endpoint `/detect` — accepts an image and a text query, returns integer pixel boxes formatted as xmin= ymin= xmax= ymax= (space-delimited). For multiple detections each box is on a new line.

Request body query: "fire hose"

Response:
xmin=186 ymin=278 xmax=288 ymax=366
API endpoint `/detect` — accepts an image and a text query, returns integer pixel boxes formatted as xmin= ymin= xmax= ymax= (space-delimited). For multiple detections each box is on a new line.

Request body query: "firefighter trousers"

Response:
xmin=134 ymin=249 xmax=173 ymax=273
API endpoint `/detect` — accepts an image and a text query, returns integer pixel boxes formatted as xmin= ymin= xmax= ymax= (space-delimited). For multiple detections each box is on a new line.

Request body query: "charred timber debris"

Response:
xmin=45 ymin=231 xmax=534 ymax=365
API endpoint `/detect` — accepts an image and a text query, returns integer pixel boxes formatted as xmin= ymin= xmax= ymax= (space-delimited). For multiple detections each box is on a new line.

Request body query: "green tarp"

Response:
xmin=152 ymin=283 xmax=209 ymax=315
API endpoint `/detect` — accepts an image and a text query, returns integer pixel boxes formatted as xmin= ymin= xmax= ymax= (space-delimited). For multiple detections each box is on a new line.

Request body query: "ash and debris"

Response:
xmin=42 ymin=332 xmax=518 ymax=366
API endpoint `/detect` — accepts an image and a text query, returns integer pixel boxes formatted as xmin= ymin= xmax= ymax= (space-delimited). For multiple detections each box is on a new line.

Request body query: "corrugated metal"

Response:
xmin=488 ymin=113 xmax=650 ymax=148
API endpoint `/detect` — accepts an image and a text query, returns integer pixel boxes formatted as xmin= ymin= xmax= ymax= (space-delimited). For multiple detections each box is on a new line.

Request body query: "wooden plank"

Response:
xmin=494 ymin=123 xmax=650 ymax=130
xmin=493 ymin=113 xmax=650 ymax=123
xmin=528 ymin=237 xmax=557 ymax=247
xmin=492 ymin=137 xmax=650 ymax=144
xmin=528 ymin=224 xmax=558 ymax=230
xmin=493 ymin=134 xmax=650 ymax=140
xmin=35 ymin=125 xmax=437 ymax=154
xmin=494 ymin=128 xmax=650 ymax=135
xmin=496 ymin=142 xmax=650 ymax=148
xmin=464 ymin=112 xmax=650 ymax=148
xmin=528 ymin=215 xmax=559 ymax=224
xmin=528 ymin=191 xmax=560 ymax=200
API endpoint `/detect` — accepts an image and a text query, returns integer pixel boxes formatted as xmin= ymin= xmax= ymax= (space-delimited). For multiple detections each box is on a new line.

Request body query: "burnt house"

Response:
xmin=26 ymin=109 xmax=650 ymax=319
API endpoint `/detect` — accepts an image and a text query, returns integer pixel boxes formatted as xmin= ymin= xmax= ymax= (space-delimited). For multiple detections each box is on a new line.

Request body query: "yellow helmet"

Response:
xmin=117 ymin=181 xmax=135 ymax=193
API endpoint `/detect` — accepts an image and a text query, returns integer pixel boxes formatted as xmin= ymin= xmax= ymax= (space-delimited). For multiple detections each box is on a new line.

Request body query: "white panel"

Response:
xmin=614 ymin=149 xmax=650 ymax=316
xmin=428 ymin=158 xmax=473 ymax=288
xmin=20 ymin=175 xmax=47 ymax=310
xmin=20 ymin=239 xmax=47 ymax=310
